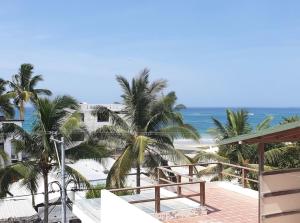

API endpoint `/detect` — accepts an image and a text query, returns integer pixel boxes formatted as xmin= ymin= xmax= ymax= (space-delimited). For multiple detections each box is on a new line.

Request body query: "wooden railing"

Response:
xmin=218 ymin=162 xmax=259 ymax=187
xmin=109 ymin=162 xmax=257 ymax=214
xmin=109 ymin=180 xmax=206 ymax=213
xmin=158 ymin=162 xmax=258 ymax=188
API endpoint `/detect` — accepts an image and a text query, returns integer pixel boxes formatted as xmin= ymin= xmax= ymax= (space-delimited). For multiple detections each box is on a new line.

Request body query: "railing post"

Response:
xmin=155 ymin=185 xmax=160 ymax=213
xmin=157 ymin=168 xmax=162 ymax=184
xmin=189 ymin=165 xmax=193 ymax=182
xmin=244 ymin=169 xmax=249 ymax=188
xmin=218 ymin=163 xmax=223 ymax=181
xmin=176 ymin=175 xmax=182 ymax=196
xmin=200 ymin=181 xmax=205 ymax=206
xmin=242 ymin=168 xmax=245 ymax=188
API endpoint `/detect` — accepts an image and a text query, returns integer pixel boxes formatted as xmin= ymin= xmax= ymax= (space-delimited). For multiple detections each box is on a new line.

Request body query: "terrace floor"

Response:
xmin=165 ymin=182 xmax=258 ymax=223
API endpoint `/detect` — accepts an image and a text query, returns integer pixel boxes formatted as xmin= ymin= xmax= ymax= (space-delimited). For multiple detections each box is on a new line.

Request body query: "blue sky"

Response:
xmin=1 ymin=1 xmax=300 ymax=107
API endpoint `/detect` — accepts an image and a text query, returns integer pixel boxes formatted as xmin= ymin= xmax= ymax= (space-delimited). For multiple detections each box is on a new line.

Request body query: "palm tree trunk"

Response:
xmin=19 ymin=100 xmax=24 ymax=120
xmin=31 ymin=191 xmax=35 ymax=207
xmin=43 ymin=171 xmax=49 ymax=223
xmin=136 ymin=164 xmax=141 ymax=194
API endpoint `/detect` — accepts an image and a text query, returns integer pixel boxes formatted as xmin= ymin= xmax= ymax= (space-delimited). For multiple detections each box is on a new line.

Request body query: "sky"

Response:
xmin=0 ymin=0 xmax=300 ymax=107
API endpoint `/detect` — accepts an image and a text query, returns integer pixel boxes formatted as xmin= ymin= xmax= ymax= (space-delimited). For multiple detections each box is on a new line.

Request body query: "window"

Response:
xmin=97 ymin=111 xmax=109 ymax=122
xmin=11 ymin=144 xmax=18 ymax=160
xmin=80 ymin=113 xmax=84 ymax=122
xmin=69 ymin=219 xmax=81 ymax=223
xmin=70 ymin=131 xmax=85 ymax=141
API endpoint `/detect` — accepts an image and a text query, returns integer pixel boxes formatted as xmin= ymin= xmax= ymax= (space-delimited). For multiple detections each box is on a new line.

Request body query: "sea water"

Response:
xmin=181 ymin=107 xmax=300 ymax=143
xmin=21 ymin=107 xmax=300 ymax=142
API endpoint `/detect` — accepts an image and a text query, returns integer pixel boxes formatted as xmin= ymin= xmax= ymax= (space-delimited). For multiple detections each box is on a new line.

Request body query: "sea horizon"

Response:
xmin=21 ymin=106 xmax=300 ymax=143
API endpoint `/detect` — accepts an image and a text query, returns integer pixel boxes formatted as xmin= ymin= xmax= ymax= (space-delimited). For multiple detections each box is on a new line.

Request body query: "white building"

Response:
xmin=0 ymin=117 xmax=23 ymax=165
xmin=79 ymin=103 xmax=125 ymax=132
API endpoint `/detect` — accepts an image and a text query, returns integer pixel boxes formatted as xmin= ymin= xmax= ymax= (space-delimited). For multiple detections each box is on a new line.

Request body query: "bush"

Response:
xmin=85 ymin=184 xmax=134 ymax=199
xmin=85 ymin=184 xmax=106 ymax=199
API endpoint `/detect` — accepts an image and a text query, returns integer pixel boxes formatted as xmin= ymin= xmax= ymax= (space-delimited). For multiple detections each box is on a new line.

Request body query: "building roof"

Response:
xmin=219 ymin=121 xmax=300 ymax=145
xmin=0 ymin=199 xmax=38 ymax=221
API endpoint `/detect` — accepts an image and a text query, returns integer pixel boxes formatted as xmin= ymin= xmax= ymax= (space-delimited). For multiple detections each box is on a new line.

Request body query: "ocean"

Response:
xmin=22 ymin=107 xmax=300 ymax=142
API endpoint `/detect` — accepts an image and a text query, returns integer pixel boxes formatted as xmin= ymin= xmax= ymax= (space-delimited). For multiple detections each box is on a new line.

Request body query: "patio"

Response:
xmin=165 ymin=181 xmax=258 ymax=223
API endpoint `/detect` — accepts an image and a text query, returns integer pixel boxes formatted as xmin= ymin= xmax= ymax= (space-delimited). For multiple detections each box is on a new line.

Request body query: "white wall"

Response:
xmin=79 ymin=103 xmax=124 ymax=132
xmin=0 ymin=121 xmax=23 ymax=164
xmin=101 ymin=190 xmax=162 ymax=223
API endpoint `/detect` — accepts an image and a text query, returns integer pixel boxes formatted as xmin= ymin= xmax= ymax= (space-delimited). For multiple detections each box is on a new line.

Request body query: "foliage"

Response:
xmin=195 ymin=111 xmax=300 ymax=189
xmin=85 ymin=184 xmax=133 ymax=199
xmin=8 ymin=63 xmax=52 ymax=119
xmin=0 ymin=78 xmax=15 ymax=118
xmin=0 ymin=95 xmax=109 ymax=223
xmin=208 ymin=109 xmax=273 ymax=165
xmin=85 ymin=184 xmax=106 ymax=199
xmin=93 ymin=69 xmax=200 ymax=189
xmin=195 ymin=109 xmax=273 ymax=189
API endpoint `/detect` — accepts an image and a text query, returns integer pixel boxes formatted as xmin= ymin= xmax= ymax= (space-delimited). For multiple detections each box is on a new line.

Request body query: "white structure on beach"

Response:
xmin=0 ymin=117 xmax=23 ymax=165
xmin=79 ymin=103 xmax=125 ymax=132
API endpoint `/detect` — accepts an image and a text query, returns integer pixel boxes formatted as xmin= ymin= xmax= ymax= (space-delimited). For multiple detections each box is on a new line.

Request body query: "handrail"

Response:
xmin=159 ymin=162 xmax=258 ymax=172
xmin=109 ymin=180 xmax=205 ymax=192
xmin=109 ymin=181 xmax=206 ymax=213
xmin=219 ymin=162 xmax=258 ymax=172
xmin=157 ymin=161 xmax=258 ymax=188
xmin=263 ymin=167 xmax=300 ymax=176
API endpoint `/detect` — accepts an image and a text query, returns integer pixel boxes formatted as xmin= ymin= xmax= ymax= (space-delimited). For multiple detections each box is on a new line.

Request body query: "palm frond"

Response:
xmin=193 ymin=150 xmax=228 ymax=163
xmin=92 ymin=106 xmax=129 ymax=130
xmin=159 ymin=125 xmax=200 ymax=141
xmin=66 ymin=141 xmax=111 ymax=161
xmin=256 ymin=116 xmax=273 ymax=131
xmin=106 ymin=147 xmax=134 ymax=188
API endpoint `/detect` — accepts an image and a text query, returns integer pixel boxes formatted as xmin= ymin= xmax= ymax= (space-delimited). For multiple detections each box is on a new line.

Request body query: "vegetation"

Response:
xmin=0 ymin=78 xmax=15 ymax=119
xmin=85 ymin=184 xmax=133 ymax=199
xmin=92 ymin=69 xmax=199 ymax=189
xmin=8 ymin=63 xmax=52 ymax=119
xmin=0 ymin=95 xmax=109 ymax=222
xmin=265 ymin=115 xmax=300 ymax=169
xmin=1 ymin=62 xmax=300 ymax=221
xmin=191 ymin=110 xmax=269 ymax=186
xmin=0 ymin=79 xmax=14 ymax=166
xmin=196 ymin=109 xmax=272 ymax=165
xmin=193 ymin=109 xmax=300 ymax=189
xmin=85 ymin=184 xmax=106 ymax=199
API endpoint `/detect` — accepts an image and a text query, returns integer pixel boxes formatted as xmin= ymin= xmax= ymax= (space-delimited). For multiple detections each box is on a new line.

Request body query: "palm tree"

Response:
xmin=93 ymin=69 xmax=199 ymax=190
xmin=264 ymin=115 xmax=300 ymax=169
xmin=0 ymin=78 xmax=15 ymax=118
xmin=9 ymin=63 xmax=52 ymax=120
xmin=0 ymin=78 xmax=14 ymax=167
xmin=0 ymin=95 xmax=109 ymax=223
xmin=280 ymin=115 xmax=300 ymax=124
xmin=207 ymin=109 xmax=273 ymax=164
xmin=193 ymin=109 xmax=273 ymax=187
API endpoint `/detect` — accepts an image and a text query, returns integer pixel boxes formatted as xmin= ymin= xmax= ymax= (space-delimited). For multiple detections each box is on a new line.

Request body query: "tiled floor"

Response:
xmin=165 ymin=182 xmax=258 ymax=223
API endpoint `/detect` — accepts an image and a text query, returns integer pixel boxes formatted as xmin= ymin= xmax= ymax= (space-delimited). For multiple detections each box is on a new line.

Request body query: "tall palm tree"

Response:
xmin=93 ymin=69 xmax=199 ymax=189
xmin=207 ymin=109 xmax=273 ymax=164
xmin=193 ymin=109 xmax=273 ymax=188
xmin=280 ymin=115 xmax=300 ymax=124
xmin=0 ymin=78 xmax=14 ymax=118
xmin=0 ymin=95 xmax=109 ymax=223
xmin=0 ymin=78 xmax=14 ymax=166
xmin=9 ymin=63 xmax=52 ymax=120
xmin=264 ymin=115 xmax=300 ymax=169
